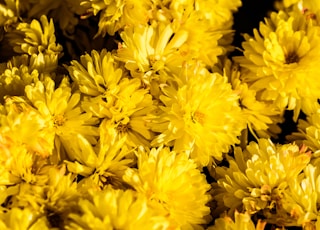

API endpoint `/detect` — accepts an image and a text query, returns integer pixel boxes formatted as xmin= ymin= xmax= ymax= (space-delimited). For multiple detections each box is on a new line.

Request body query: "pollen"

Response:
xmin=53 ymin=114 xmax=66 ymax=126
xmin=192 ymin=111 xmax=205 ymax=125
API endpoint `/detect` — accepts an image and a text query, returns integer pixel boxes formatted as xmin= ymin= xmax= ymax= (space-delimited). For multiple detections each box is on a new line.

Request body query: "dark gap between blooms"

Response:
xmin=231 ymin=0 xmax=276 ymax=57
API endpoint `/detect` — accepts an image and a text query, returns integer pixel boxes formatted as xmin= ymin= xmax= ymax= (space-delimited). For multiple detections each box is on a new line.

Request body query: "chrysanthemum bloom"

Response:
xmin=0 ymin=52 xmax=63 ymax=103
xmin=280 ymin=164 xmax=320 ymax=228
xmin=9 ymin=53 xmax=59 ymax=76
xmin=281 ymin=0 xmax=320 ymax=15
xmin=208 ymin=211 xmax=266 ymax=230
xmin=7 ymin=165 xmax=81 ymax=229
xmin=0 ymin=96 xmax=54 ymax=185
xmin=234 ymin=10 xmax=320 ymax=119
xmin=0 ymin=60 xmax=39 ymax=103
xmin=68 ymin=49 xmax=156 ymax=148
xmin=117 ymin=20 xmax=225 ymax=80
xmin=151 ymin=65 xmax=245 ymax=166
xmin=100 ymin=89 xmax=156 ymax=148
xmin=146 ymin=1 xmax=228 ymax=66
xmin=6 ymin=15 xmax=63 ymax=56
xmin=190 ymin=0 xmax=241 ymax=53
xmin=111 ymin=0 xmax=238 ymax=62
xmin=0 ymin=143 xmax=49 ymax=186
xmin=0 ymin=0 xmax=19 ymax=27
xmin=80 ymin=0 xmax=151 ymax=36
xmin=299 ymin=0 xmax=320 ymax=20
xmin=123 ymin=146 xmax=211 ymax=228
xmin=0 ymin=100 xmax=60 ymax=225
xmin=212 ymin=139 xmax=311 ymax=225
xmin=195 ymin=0 xmax=241 ymax=27
xmin=117 ymin=22 xmax=189 ymax=87
xmin=172 ymin=14 xmax=225 ymax=66
xmin=67 ymin=49 xmax=124 ymax=111
xmin=0 ymin=207 xmax=49 ymax=229
xmin=66 ymin=186 xmax=170 ymax=230
xmin=287 ymin=104 xmax=320 ymax=153
xmin=276 ymin=0 xmax=320 ymax=35
xmin=65 ymin=122 xmax=133 ymax=190
xmin=25 ymin=76 xmax=99 ymax=162
xmin=225 ymin=59 xmax=283 ymax=139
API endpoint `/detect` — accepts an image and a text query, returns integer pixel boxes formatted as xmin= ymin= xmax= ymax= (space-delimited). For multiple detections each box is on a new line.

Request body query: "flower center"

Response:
xmin=285 ymin=51 xmax=299 ymax=64
xmin=53 ymin=114 xmax=66 ymax=126
xmin=117 ymin=123 xmax=129 ymax=133
xmin=192 ymin=111 xmax=205 ymax=125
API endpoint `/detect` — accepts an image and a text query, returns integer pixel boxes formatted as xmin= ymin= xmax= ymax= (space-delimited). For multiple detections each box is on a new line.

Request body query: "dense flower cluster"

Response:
xmin=1 ymin=0 xmax=320 ymax=229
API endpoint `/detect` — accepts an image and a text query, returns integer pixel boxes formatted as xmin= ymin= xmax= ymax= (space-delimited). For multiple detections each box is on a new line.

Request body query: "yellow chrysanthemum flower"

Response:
xmin=68 ymin=49 xmax=156 ymax=147
xmin=296 ymin=1 xmax=320 ymax=36
xmin=117 ymin=20 xmax=225 ymax=80
xmin=67 ymin=49 xmax=123 ymax=100
xmin=8 ymin=53 xmax=59 ymax=76
xmin=225 ymin=59 xmax=283 ymax=139
xmin=66 ymin=186 xmax=170 ymax=230
xmin=170 ymin=0 xmax=241 ymax=54
xmin=287 ymin=105 xmax=320 ymax=153
xmin=299 ymin=97 xmax=320 ymax=116
xmin=212 ymin=139 xmax=311 ymax=225
xmin=276 ymin=0 xmax=320 ymax=27
xmin=300 ymin=0 xmax=320 ymax=10
xmin=208 ymin=211 xmax=266 ymax=230
xmin=0 ymin=165 xmax=83 ymax=229
xmin=6 ymin=15 xmax=63 ymax=56
xmin=123 ymin=0 xmax=241 ymax=30
xmin=0 ymin=60 xmax=39 ymax=103
xmin=234 ymin=10 xmax=320 ymax=119
xmin=0 ymin=52 xmax=62 ymax=103
xmin=65 ymin=122 xmax=133 ymax=190
xmin=151 ymin=65 xmax=245 ymax=166
xmin=0 ymin=0 xmax=18 ymax=27
xmin=0 ymin=207 xmax=49 ymax=230
xmin=193 ymin=0 xmax=241 ymax=52
xmin=195 ymin=0 xmax=242 ymax=27
xmin=7 ymin=165 xmax=80 ymax=229
xmin=117 ymin=22 xmax=188 ymax=78
xmin=25 ymin=76 xmax=99 ymax=162
xmin=99 ymin=86 xmax=156 ymax=148
xmin=80 ymin=0 xmax=151 ymax=36
xmin=172 ymin=13 xmax=225 ymax=66
xmin=123 ymin=146 xmax=211 ymax=228
xmin=0 ymin=97 xmax=54 ymax=185
xmin=282 ymin=0 xmax=320 ymax=12
xmin=280 ymin=164 xmax=320 ymax=228
xmin=0 ymin=143 xmax=49 ymax=186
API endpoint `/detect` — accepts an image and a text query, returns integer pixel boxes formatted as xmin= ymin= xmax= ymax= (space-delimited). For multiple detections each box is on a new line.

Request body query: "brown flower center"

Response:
xmin=117 ymin=123 xmax=129 ymax=133
xmin=285 ymin=51 xmax=300 ymax=64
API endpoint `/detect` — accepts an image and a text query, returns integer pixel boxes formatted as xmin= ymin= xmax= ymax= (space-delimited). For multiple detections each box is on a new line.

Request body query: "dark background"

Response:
xmin=232 ymin=0 xmax=276 ymax=55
